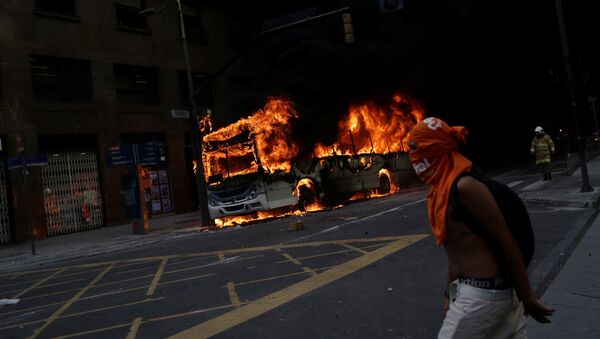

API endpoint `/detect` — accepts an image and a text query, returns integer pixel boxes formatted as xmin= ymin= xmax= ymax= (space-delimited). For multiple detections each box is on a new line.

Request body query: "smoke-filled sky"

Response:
xmin=225 ymin=0 xmax=599 ymax=168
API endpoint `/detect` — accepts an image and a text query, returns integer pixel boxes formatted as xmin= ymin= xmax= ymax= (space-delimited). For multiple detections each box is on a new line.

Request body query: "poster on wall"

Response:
xmin=161 ymin=198 xmax=172 ymax=212
xmin=159 ymin=170 xmax=169 ymax=184
xmin=146 ymin=169 xmax=173 ymax=214
xmin=151 ymin=186 xmax=160 ymax=200
xmin=150 ymin=172 xmax=159 ymax=186
xmin=152 ymin=200 xmax=162 ymax=213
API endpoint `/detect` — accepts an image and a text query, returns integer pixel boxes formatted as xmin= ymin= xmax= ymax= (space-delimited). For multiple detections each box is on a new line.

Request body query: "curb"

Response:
xmin=521 ymin=198 xmax=599 ymax=209
xmin=0 ymin=227 xmax=209 ymax=273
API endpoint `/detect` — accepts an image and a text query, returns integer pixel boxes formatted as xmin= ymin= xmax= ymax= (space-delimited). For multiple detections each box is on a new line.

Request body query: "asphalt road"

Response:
xmin=0 ymin=172 xmax=595 ymax=338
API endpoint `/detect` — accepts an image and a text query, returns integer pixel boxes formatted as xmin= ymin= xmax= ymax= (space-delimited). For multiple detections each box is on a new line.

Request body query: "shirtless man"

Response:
xmin=408 ymin=117 xmax=554 ymax=338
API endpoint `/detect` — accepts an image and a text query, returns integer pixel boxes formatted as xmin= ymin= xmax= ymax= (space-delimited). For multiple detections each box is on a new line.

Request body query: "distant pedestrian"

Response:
xmin=530 ymin=126 xmax=555 ymax=181
xmin=408 ymin=117 xmax=554 ymax=339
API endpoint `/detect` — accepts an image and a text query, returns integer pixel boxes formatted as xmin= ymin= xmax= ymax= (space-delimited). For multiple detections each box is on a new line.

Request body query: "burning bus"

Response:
xmin=202 ymin=95 xmax=423 ymax=224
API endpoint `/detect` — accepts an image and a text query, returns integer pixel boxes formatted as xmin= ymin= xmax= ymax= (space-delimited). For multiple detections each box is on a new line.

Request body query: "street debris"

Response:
xmin=0 ymin=299 xmax=20 ymax=305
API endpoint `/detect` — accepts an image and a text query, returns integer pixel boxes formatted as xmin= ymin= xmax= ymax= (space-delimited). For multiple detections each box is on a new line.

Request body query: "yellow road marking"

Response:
xmin=148 ymin=302 xmax=249 ymax=322
xmin=62 ymin=298 xmax=162 ymax=319
xmin=275 ymin=242 xmax=387 ymax=264
xmin=337 ymin=242 xmax=368 ymax=254
xmin=50 ymin=302 xmax=247 ymax=339
xmin=18 ymin=274 xmax=155 ymax=301
xmin=19 ymin=263 xmax=217 ymax=302
xmin=27 ymin=264 xmax=114 ymax=339
xmin=280 ymin=252 xmax=316 ymax=276
xmin=81 ymin=273 xmax=215 ymax=300
xmin=0 ymin=300 xmax=65 ymax=317
xmin=1 ymin=276 xmax=89 ymax=297
xmin=302 ymin=267 xmax=317 ymax=276
xmin=147 ymin=258 xmax=168 ymax=296
xmin=280 ymin=252 xmax=301 ymax=265
xmin=0 ymin=236 xmax=409 ymax=279
xmin=0 ymin=318 xmax=42 ymax=331
xmin=234 ymin=266 xmax=334 ymax=287
xmin=115 ymin=266 xmax=153 ymax=276
xmin=5 ymin=268 xmax=65 ymax=300
xmin=16 ymin=288 xmax=75 ymax=301
xmin=226 ymin=282 xmax=241 ymax=308
xmin=170 ymin=234 xmax=428 ymax=339
xmin=0 ymin=298 xmax=162 ymax=331
xmin=126 ymin=317 xmax=143 ymax=339
xmin=52 ymin=322 xmax=132 ymax=339
xmin=10 ymin=273 xmax=23 ymax=280
xmin=164 ymin=255 xmax=263 ymax=276
xmin=164 ymin=255 xmax=217 ymax=268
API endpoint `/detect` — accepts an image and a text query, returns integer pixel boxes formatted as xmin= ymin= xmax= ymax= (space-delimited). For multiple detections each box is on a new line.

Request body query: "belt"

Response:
xmin=456 ymin=283 xmax=514 ymax=302
xmin=458 ymin=275 xmax=512 ymax=290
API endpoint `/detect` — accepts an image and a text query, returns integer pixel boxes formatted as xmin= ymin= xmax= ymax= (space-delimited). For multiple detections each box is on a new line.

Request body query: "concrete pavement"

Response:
xmin=1 ymin=156 xmax=600 ymax=337
xmin=0 ymin=211 xmax=212 ymax=272
xmin=520 ymin=156 xmax=600 ymax=338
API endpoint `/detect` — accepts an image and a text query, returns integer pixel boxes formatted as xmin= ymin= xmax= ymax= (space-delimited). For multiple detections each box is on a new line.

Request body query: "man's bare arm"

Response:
xmin=457 ymin=176 xmax=555 ymax=323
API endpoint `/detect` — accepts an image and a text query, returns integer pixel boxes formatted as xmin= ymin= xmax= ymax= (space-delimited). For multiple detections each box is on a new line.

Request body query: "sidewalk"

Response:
xmin=519 ymin=156 xmax=600 ymax=208
xmin=0 ymin=211 xmax=210 ymax=272
xmin=518 ymin=155 xmax=600 ymax=338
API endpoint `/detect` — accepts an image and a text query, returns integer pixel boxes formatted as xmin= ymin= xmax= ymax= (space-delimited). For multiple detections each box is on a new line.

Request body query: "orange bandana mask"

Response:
xmin=408 ymin=117 xmax=472 ymax=245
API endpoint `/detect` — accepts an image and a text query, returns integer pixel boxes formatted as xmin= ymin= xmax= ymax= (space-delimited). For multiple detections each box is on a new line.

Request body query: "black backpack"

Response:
xmin=449 ymin=170 xmax=535 ymax=267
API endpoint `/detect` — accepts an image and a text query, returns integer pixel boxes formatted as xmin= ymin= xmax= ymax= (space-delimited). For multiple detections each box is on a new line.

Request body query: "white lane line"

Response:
xmin=507 ymin=180 xmax=524 ymax=188
xmin=283 ymin=198 xmax=427 ymax=245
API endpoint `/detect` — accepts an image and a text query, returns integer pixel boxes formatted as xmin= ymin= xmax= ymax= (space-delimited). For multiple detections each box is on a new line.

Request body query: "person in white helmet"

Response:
xmin=530 ymin=127 xmax=555 ymax=181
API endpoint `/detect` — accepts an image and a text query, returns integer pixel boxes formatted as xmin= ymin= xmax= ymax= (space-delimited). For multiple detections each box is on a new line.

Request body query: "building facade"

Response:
xmin=0 ymin=0 xmax=263 ymax=243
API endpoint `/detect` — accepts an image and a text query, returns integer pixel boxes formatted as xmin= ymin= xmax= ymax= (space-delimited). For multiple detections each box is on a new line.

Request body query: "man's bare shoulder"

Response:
xmin=456 ymin=175 xmax=493 ymax=203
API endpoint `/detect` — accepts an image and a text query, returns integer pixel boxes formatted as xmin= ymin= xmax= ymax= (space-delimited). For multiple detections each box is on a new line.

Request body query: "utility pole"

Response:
xmin=554 ymin=0 xmax=593 ymax=192
xmin=590 ymin=96 xmax=599 ymax=139
xmin=174 ymin=0 xmax=211 ymax=226
xmin=140 ymin=0 xmax=212 ymax=226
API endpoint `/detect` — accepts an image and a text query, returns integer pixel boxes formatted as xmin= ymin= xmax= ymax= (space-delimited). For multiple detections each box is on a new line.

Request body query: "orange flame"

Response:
xmin=294 ymin=178 xmax=326 ymax=212
xmin=203 ymin=97 xmax=299 ymax=180
xmin=314 ymin=93 xmax=424 ymax=157
xmin=204 ymin=92 xmax=424 ymax=227
xmin=214 ymin=209 xmax=295 ymax=228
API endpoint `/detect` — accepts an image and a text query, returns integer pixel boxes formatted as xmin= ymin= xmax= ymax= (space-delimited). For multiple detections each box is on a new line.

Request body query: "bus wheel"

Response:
xmin=378 ymin=175 xmax=391 ymax=194
xmin=298 ymin=185 xmax=316 ymax=212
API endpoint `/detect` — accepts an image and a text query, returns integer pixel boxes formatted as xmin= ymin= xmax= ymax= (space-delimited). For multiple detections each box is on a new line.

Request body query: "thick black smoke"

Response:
xmin=230 ymin=0 xmax=599 ymax=168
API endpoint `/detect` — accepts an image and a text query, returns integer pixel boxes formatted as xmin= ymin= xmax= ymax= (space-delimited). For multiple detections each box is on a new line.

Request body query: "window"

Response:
xmin=35 ymin=0 xmax=76 ymax=17
xmin=115 ymin=64 xmax=159 ymax=105
xmin=181 ymin=1 xmax=205 ymax=42
xmin=178 ymin=71 xmax=212 ymax=108
xmin=30 ymin=55 xmax=92 ymax=103
xmin=115 ymin=0 xmax=147 ymax=29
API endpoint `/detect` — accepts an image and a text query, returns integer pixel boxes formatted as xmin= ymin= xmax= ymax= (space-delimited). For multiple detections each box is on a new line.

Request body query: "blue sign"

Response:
xmin=7 ymin=154 xmax=49 ymax=170
xmin=106 ymin=145 xmax=136 ymax=167
xmin=137 ymin=142 xmax=160 ymax=166
xmin=107 ymin=142 xmax=167 ymax=167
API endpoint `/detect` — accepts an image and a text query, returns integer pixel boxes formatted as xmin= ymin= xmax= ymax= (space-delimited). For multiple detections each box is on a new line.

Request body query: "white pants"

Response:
xmin=438 ymin=282 xmax=527 ymax=339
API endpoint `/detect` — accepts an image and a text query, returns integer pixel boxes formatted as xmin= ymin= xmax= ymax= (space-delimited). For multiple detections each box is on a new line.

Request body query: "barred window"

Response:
xmin=35 ymin=0 xmax=76 ymax=17
xmin=115 ymin=0 xmax=147 ymax=29
xmin=30 ymin=55 xmax=92 ymax=103
xmin=114 ymin=64 xmax=159 ymax=105
xmin=178 ymin=71 xmax=212 ymax=107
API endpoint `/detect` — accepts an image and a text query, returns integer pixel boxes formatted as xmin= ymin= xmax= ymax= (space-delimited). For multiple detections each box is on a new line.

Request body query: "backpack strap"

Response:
xmin=449 ymin=170 xmax=488 ymax=237
xmin=449 ymin=171 xmax=472 ymax=217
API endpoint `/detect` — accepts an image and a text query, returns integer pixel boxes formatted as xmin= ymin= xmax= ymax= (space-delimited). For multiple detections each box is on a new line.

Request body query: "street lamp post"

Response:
xmin=590 ymin=96 xmax=599 ymax=139
xmin=554 ymin=0 xmax=593 ymax=192
xmin=140 ymin=0 xmax=212 ymax=226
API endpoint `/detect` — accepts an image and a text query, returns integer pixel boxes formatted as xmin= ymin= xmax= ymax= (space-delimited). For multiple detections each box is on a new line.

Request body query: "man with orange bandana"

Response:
xmin=408 ymin=117 xmax=554 ymax=338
